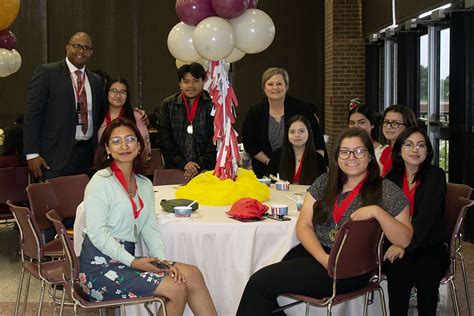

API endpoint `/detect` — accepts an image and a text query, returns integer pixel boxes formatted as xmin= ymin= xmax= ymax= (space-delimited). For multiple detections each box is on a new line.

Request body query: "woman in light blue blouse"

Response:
xmin=80 ymin=117 xmax=217 ymax=315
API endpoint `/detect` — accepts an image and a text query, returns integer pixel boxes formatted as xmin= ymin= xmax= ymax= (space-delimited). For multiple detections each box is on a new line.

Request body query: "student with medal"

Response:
xmin=237 ymin=128 xmax=413 ymax=315
xmin=384 ymin=127 xmax=450 ymax=316
xmin=81 ymin=117 xmax=217 ymax=315
xmin=157 ymin=63 xmax=216 ymax=180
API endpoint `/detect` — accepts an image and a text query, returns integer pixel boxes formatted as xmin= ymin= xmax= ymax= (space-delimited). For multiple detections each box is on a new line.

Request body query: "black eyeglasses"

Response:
xmin=382 ymin=120 xmax=405 ymax=129
xmin=69 ymin=43 xmax=93 ymax=52
xmin=338 ymin=147 xmax=368 ymax=159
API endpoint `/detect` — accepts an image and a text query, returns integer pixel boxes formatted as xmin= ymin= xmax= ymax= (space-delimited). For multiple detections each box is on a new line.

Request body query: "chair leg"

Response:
xmin=37 ymin=280 xmax=46 ymax=316
xmin=158 ymin=298 xmax=167 ymax=316
xmin=377 ymin=287 xmax=388 ymax=316
xmin=73 ymin=303 xmax=78 ymax=316
xmin=326 ymin=302 xmax=332 ymax=316
xmin=23 ymin=272 xmax=32 ymax=315
xmin=14 ymin=266 xmax=25 ymax=316
xmin=59 ymin=289 xmax=66 ymax=316
xmin=459 ymin=252 xmax=472 ymax=316
xmin=363 ymin=292 xmax=370 ymax=316
xmin=120 ymin=304 xmax=127 ymax=316
xmin=449 ymin=279 xmax=461 ymax=316
xmin=99 ymin=308 xmax=107 ymax=316
xmin=305 ymin=302 xmax=310 ymax=316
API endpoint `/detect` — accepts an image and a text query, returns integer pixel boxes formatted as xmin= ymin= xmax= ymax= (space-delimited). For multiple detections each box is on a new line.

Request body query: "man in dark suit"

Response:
xmin=24 ymin=32 xmax=105 ymax=180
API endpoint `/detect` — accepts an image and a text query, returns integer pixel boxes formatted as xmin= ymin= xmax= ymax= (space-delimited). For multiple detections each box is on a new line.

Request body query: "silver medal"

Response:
xmin=187 ymin=124 xmax=193 ymax=134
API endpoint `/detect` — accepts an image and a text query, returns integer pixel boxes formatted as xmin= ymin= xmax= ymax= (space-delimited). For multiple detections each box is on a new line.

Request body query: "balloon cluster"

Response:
xmin=168 ymin=0 xmax=275 ymax=67
xmin=0 ymin=0 xmax=21 ymax=77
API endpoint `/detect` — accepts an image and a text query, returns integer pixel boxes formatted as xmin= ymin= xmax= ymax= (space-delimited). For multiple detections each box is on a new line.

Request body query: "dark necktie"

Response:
xmin=75 ymin=70 xmax=88 ymax=134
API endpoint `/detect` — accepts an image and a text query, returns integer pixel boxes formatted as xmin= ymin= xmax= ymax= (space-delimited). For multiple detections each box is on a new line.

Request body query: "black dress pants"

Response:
xmin=383 ymin=244 xmax=449 ymax=316
xmin=236 ymin=244 xmax=371 ymax=316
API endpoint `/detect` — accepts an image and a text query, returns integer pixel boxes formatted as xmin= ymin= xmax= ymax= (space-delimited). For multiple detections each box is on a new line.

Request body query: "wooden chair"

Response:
xmin=46 ymin=174 xmax=89 ymax=220
xmin=153 ymin=168 xmax=187 ymax=186
xmin=144 ymin=148 xmax=165 ymax=176
xmin=440 ymin=182 xmax=473 ymax=316
xmin=275 ymin=218 xmax=386 ymax=316
xmin=0 ymin=167 xmax=30 ymax=222
xmin=7 ymin=202 xmax=64 ymax=316
xmin=46 ymin=209 xmax=168 ymax=316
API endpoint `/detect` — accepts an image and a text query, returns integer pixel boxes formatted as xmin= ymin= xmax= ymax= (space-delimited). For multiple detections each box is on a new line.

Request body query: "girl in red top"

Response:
xmin=380 ymin=105 xmax=417 ymax=176
xmin=278 ymin=115 xmax=326 ymax=185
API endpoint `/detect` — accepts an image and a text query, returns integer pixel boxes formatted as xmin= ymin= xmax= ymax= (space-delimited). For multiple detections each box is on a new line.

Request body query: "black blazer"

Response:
xmin=241 ymin=95 xmax=326 ymax=178
xmin=24 ymin=60 xmax=105 ymax=171
xmin=386 ymin=165 xmax=448 ymax=253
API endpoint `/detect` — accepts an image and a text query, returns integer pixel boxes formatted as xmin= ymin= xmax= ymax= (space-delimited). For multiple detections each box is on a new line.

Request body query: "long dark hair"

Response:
xmin=313 ymin=128 xmax=382 ymax=224
xmin=95 ymin=117 xmax=147 ymax=174
xmin=105 ymin=77 xmax=136 ymax=124
xmin=386 ymin=126 xmax=433 ymax=183
xmin=348 ymin=104 xmax=379 ymax=139
xmin=279 ymin=115 xmax=326 ymax=185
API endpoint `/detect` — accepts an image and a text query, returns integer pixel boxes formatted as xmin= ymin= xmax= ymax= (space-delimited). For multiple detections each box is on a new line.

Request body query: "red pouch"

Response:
xmin=227 ymin=198 xmax=269 ymax=219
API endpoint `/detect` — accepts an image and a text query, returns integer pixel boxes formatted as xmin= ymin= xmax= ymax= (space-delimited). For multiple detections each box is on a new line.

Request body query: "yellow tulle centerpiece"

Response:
xmin=175 ymin=169 xmax=270 ymax=205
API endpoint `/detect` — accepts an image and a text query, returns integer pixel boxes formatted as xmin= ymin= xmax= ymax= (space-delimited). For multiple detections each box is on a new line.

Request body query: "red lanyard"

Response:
xmin=105 ymin=108 xmax=124 ymax=126
xmin=402 ymin=171 xmax=420 ymax=216
xmin=182 ymin=91 xmax=202 ymax=125
xmin=293 ymin=154 xmax=304 ymax=184
xmin=110 ymin=161 xmax=144 ymax=219
xmin=380 ymin=146 xmax=393 ymax=176
xmin=69 ymin=70 xmax=87 ymax=99
xmin=333 ymin=173 xmax=368 ymax=224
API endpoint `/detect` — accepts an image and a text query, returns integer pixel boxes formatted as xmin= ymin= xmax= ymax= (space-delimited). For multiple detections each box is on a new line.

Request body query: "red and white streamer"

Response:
xmin=205 ymin=60 xmax=240 ymax=180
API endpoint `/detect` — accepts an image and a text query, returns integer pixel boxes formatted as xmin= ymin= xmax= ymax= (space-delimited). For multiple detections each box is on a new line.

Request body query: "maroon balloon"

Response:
xmin=0 ymin=30 xmax=17 ymax=50
xmin=248 ymin=0 xmax=258 ymax=8
xmin=176 ymin=0 xmax=216 ymax=26
xmin=211 ymin=0 xmax=249 ymax=19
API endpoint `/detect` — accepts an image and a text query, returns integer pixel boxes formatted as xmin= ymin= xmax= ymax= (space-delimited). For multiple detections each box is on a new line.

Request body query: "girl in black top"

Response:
xmin=278 ymin=115 xmax=326 ymax=185
xmin=385 ymin=126 xmax=449 ymax=316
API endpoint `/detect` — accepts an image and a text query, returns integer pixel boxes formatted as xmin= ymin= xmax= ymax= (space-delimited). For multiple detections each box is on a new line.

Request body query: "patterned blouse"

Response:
xmin=308 ymin=173 xmax=408 ymax=248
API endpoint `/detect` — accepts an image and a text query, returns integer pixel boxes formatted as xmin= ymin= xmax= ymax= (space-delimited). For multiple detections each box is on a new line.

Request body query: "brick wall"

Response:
xmin=324 ymin=0 xmax=365 ymax=154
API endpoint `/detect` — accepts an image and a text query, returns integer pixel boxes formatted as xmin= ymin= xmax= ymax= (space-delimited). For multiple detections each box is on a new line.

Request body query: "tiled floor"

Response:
xmin=0 ymin=222 xmax=472 ymax=315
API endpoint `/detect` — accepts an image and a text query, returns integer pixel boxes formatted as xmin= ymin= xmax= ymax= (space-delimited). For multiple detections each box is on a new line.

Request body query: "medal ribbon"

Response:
xmin=332 ymin=173 xmax=368 ymax=224
xmin=110 ymin=161 xmax=144 ymax=220
xmin=105 ymin=108 xmax=125 ymax=126
xmin=293 ymin=154 xmax=304 ymax=184
xmin=182 ymin=91 xmax=202 ymax=127
xmin=402 ymin=171 xmax=420 ymax=216
xmin=380 ymin=146 xmax=393 ymax=176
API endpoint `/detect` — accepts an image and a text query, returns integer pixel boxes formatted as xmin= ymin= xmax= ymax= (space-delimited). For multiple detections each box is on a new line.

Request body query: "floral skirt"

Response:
xmin=79 ymin=235 xmax=166 ymax=301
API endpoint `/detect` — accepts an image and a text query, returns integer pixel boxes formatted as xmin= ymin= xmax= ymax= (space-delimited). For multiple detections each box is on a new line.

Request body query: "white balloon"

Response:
xmin=230 ymin=9 xmax=275 ymax=54
xmin=10 ymin=49 xmax=22 ymax=73
xmin=175 ymin=58 xmax=210 ymax=71
xmin=167 ymin=22 xmax=201 ymax=62
xmin=0 ymin=48 xmax=15 ymax=77
xmin=224 ymin=47 xmax=245 ymax=63
xmin=193 ymin=16 xmax=235 ymax=61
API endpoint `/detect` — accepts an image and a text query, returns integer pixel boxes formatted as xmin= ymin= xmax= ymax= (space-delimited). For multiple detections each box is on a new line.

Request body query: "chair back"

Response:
xmin=0 ymin=167 xmax=30 ymax=203
xmin=46 ymin=174 xmax=89 ymax=218
xmin=46 ymin=209 xmax=83 ymax=300
xmin=27 ymin=182 xmax=62 ymax=230
xmin=153 ymin=168 xmax=187 ymax=185
xmin=7 ymin=201 xmax=44 ymax=260
xmin=447 ymin=196 xmax=474 ymax=257
xmin=144 ymin=148 xmax=165 ymax=176
xmin=444 ymin=183 xmax=473 ymax=251
xmin=327 ymin=218 xmax=383 ymax=279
